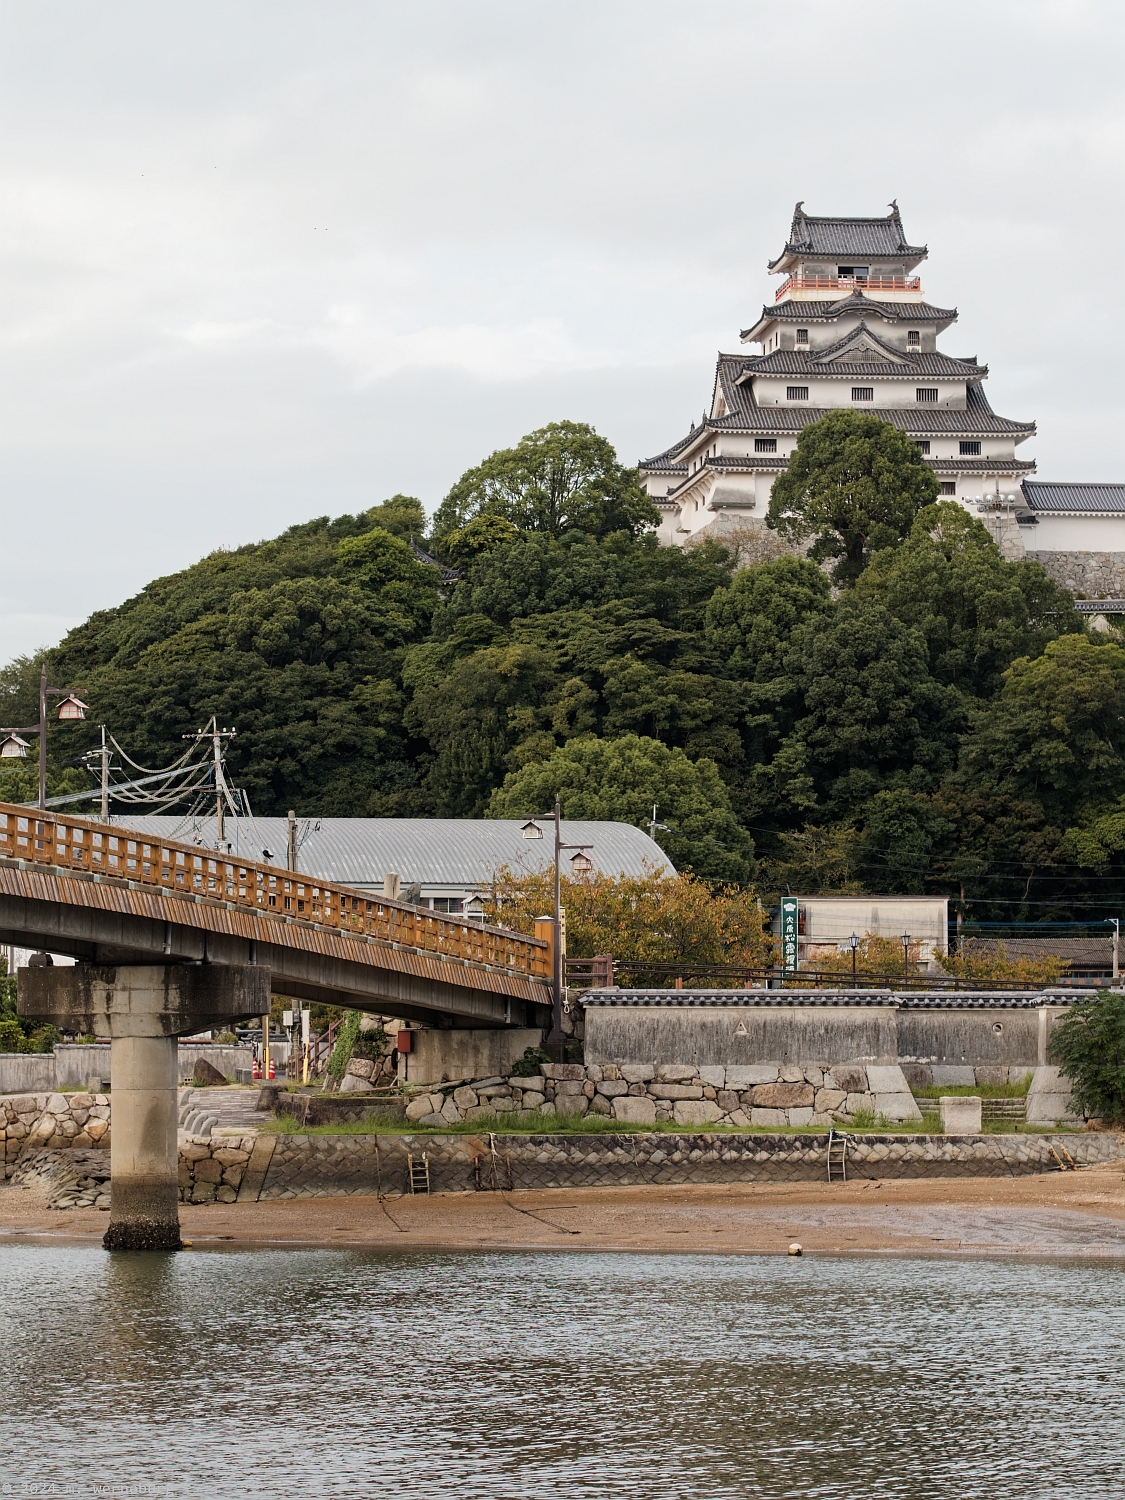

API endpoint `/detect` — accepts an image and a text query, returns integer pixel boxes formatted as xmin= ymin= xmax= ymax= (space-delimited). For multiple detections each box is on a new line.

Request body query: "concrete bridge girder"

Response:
xmin=0 ymin=887 xmax=550 ymax=1030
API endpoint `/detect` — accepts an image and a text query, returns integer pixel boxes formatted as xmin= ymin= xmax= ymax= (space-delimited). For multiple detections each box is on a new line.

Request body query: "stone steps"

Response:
xmin=179 ymin=1087 xmax=263 ymax=1137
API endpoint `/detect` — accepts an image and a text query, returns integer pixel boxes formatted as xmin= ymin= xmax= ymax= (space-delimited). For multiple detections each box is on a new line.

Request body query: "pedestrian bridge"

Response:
xmin=0 ymin=803 xmax=551 ymax=1029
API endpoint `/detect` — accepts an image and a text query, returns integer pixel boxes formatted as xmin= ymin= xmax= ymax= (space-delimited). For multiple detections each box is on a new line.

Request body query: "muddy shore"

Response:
xmin=4 ymin=1162 xmax=1125 ymax=1257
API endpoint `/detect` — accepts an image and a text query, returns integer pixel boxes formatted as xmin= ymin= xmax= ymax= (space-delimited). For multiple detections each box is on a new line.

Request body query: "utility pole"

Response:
xmin=182 ymin=718 xmax=236 ymax=851
xmin=521 ymin=798 xmax=592 ymax=1059
xmin=287 ymin=810 xmax=298 ymax=873
xmin=99 ymin=725 xmax=110 ymax=821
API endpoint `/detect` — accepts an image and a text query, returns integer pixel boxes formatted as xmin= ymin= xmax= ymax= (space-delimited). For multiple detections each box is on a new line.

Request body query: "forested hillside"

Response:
xmin=3 ymin=418 xmax=1125 ymax=919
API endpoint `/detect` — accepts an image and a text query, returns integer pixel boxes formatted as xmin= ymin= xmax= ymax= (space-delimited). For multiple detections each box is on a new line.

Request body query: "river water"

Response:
xmin=0 ymin=1244 xmax=1121 ymax=1499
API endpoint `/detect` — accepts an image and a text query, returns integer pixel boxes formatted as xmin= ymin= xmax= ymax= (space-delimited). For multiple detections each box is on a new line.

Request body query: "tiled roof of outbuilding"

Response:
xmin=1022 ymin=481 xmax=1125 ymax=513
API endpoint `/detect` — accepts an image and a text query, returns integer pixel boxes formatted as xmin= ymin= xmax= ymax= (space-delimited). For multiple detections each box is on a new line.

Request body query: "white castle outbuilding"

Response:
xmin=641 ymin=203 xmax=1125 ymax=596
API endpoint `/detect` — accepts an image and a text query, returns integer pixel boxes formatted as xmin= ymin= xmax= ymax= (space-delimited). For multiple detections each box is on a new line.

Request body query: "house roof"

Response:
xmin=110 ymin=816 xmax=673 ymax=892
xmin=768 ymin=202 xmax=927 ymax=272
xmin=1021 ymin=481 xmax=1125 ymax=514
xmin=738 ymin=323 xmax=985 ymax=380
xmin=742 ymin=292 xmax=956 ymax=342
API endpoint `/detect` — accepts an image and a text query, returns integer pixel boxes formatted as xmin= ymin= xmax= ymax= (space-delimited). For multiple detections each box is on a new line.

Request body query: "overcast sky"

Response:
xmin=2 ymin=0 xmax=1123 ymax=659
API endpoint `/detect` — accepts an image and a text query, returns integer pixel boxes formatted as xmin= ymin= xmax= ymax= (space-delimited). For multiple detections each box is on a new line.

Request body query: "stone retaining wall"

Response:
xmin=249 ymin=1128 xmax=1125 ymax=1198
xmin=0 ymin=1091 xmax=110 ymax=1177
xmin=44 ymin=1123 xmax=1125 ymax=1206
xmin=395 ymin=1060 xmax=922 ymax=1131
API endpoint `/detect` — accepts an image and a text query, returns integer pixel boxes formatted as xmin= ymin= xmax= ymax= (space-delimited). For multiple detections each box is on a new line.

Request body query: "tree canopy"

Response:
xmin=4 ymin=418 xmax=1117 ymax=927
xmin=767 ymin=410 xmax=940 ymax=584
xmin=432 ymin=420 xmax=659 ymax=546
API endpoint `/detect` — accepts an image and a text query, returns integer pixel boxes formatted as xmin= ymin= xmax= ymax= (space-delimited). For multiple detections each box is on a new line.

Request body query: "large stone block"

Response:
xmin=931 ymin=1065 xmax=976 ymax=1087
xmin=751 ymin=1108 xmax=787 ymax=1127
xmin=596 ymin=1079 xmax=629 ymax=1097
xmin=726 ymin=1066 xmax=778 ymax=1087
xmin=649 ymin=1083 xmax=703 ymax=1100
xmin=827 ymin=1065 xmax=867 ymax=1093
xmin=612 ymin=1095 xmax=656 ymax=1125
xmin=673 ymin=1100 xmax=722 ymax=1127
xmin=866 ymin=1065 xmax=913 ymax=1095
xmin=620 ymin=1064 xmax=655 ymax=1084
xmin=875 ymin=1093 xmax=923 ymax=1122
xmin=940 ymin=1096 xmax=982 ymax=1134
xmin=751 ymin=1083 xmax=813 ymax=1108
xmin=697 ymin=1066 xmax=726 ymax=1088
xmin=656 ymin=1064 xmax=698 ymax=1082
xmin=814 ymin=1088 xmax=847 ymax=1115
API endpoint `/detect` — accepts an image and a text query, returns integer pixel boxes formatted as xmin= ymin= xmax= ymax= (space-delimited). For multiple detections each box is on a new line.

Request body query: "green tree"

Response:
xmin=857 ymin=502 xmax=1084 ymax=695
xmin=488 ymin=733 xmax=755 ymax=882
xmin=962 ymin=634 xmax=1125 ymax=821
xmin=704 ymin=554 xmax=832 ymax=682
xmin=1048 ymin=992 xmax=1125 ymax=1123
xmin=361 ymin=495 xmax=427 ymax=541
xmin=764 ymin=595 xmax=965 ymax=820
xmin=432 ymin=420 xmax=659 ymax=544
xmin=766 ymin=410 xmax=940 ymax=585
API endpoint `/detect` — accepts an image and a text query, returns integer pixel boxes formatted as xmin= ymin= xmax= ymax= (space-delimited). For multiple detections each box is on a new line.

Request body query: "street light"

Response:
xmin=521 ymin=798 xmax=592 ymax=1059
xmin=847 ymin=932 xmax=860 ymax=987
xmin=901 ymin=932 xmax=912 ymax=981
xmin=0 ymin=667 xmax=87 ymax=810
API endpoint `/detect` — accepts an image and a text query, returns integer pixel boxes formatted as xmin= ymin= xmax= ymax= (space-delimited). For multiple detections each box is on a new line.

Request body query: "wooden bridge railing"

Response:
xmin=0 ymin=804 xmax=549 ymax=980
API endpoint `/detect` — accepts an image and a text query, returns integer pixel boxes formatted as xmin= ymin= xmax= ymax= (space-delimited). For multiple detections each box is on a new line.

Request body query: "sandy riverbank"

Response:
xmin=4 ymin=1163 xmax=1125 ymax=1256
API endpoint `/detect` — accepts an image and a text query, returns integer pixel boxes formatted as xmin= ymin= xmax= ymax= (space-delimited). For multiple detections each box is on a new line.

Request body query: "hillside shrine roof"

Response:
xmin=768 ymin=202 xmax=927 ymax=273
xmin=1021 ymin=481 xmax=1125 ymax=514
xmin=639 ymin=366 xmax=1034 ymax=470
xmin=737 ymin=322 xmax=985 ymax=380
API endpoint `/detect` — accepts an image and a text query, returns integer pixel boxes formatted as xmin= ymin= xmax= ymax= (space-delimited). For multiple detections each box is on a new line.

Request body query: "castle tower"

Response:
xmin=640 ymin=203 xmax=1035 ymax=553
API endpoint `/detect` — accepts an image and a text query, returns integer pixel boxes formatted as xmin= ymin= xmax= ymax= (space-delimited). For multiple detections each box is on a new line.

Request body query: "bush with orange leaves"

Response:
xmin=799 ymin=932 xmax=1065 ymax=988
xmin=480 ymin=863 xmax=776 ymax=974
xmin=937 ymin=940 xmax=1065 ymax=988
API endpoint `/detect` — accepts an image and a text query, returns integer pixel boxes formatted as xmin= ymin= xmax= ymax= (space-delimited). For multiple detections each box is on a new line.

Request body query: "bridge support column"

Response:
xmin=104 ymin=1033 xmax=181 ymax=1251
xmin=19 ymin=963 xmax=271 ymax=1252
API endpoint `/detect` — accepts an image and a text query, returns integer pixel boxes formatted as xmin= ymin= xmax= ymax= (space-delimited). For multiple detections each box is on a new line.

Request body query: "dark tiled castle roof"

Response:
xmin=768 ymin=201 xmax=927 ymax=271
xmin=1022 ymin=481 xmax=1125 ymax=513
xmin=739 ymin=323 xmax=984 ymax=380
xmin=742 ymin=291 xmax=956 ymax=340
xmin=639 ymin=368 xmax=1034 ymax=469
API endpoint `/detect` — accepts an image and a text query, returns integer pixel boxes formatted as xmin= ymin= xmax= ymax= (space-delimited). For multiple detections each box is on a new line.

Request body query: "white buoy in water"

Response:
xmin=788 ymin=1242 xmax=802 ymax=1256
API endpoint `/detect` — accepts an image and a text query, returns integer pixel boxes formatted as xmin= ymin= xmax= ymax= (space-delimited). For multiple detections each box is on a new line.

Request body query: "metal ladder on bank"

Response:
xmin=827 ymin=1128 xmax=852 ymax=1183
xmin=407 ymin=1154 xmax=430 ymax=1194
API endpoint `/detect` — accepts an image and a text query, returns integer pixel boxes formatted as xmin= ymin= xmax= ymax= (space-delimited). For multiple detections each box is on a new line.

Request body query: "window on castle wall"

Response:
xmin=796 ymin=329 xmax=809 ymax=344
xmin=852 ymin=387 xmax=874 ymax=402
xmin=908 ymin=330 xmax=921 ymax=346
xmin=940 ymin=482 xmax=956 ymax=495
xmin=787 ymin=386 xmax=809 ymax=401
xmin=917 ymin=388 xmax=939 ymax=403
xmin=960 ymin=441 xmax=981 ymax=456
xmin=915 ymin=440 xmax=931 ymax=454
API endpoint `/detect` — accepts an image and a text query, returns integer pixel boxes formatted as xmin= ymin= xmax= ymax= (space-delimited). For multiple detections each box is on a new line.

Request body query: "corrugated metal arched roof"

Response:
xmin=117 ymin=815 xmax=674 ymax=892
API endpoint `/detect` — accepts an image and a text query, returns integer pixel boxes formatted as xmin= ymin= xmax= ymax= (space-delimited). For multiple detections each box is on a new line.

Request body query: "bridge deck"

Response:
xmin=0 ymin=805 xmax=551 ymax=1028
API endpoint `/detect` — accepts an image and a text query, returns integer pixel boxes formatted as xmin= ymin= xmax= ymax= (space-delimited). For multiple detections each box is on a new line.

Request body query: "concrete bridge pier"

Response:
xmin=20 ymin=963 xmax=270 ymax=1251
